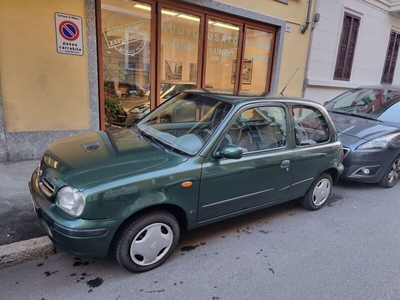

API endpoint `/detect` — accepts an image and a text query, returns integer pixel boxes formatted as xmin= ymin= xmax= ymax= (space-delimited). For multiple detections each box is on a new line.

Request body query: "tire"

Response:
xmin=379 ymin=155 xmax=400 ymax=188
xmin=301 ymin=173 xmax=332 ymax=211
xmin=114 ymin=211 xmax=180 ymax=273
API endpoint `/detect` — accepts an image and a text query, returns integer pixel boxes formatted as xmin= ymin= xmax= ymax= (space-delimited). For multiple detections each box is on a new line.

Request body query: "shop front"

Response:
xmin=0 ymin=0 xmax=315 ymax=161
xmin=99 ymin=0 xmax=281 ymax=129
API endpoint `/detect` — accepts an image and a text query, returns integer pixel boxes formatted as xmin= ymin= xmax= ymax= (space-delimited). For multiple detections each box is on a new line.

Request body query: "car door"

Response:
xmin=197 ymin=104 xmax=295 ymax=222
xmin=287 ymin=104 xmax=337 ymax=200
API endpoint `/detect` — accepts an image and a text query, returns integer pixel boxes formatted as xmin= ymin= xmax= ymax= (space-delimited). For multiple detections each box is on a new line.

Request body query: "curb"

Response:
xmin=0 ymin=236 xmax=58 ymax=269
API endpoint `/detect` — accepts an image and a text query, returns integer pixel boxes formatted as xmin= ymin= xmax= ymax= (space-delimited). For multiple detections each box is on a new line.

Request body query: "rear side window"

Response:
xmin=292 ymin=106 xmax=330 ymax=146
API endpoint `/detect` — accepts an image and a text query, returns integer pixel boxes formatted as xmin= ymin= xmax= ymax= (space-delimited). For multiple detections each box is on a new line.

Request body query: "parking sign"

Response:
xmin=55 ymin=12 xmax=84 ymax=56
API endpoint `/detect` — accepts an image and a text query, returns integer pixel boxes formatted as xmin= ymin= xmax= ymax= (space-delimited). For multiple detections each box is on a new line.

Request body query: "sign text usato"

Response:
xmin=161 ymin=24 xmax=238 ymax=57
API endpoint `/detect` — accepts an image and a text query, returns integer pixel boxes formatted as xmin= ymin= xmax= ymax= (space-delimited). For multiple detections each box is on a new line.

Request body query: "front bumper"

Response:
xmin=29 ymin=170 xmax=122 ymax=258
xmin=340 ymin=148 xmax=398 ymax=183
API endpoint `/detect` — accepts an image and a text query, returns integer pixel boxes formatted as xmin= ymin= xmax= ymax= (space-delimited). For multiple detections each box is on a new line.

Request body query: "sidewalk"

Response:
xmin=0 ymin=160 xmax=55 ymax=268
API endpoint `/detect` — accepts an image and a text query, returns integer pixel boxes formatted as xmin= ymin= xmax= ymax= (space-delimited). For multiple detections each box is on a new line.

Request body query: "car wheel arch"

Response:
xmin=325 ymin=167 xmax=340 ymax=185
xmin=110 ymin=204 xmax=188 ymax=254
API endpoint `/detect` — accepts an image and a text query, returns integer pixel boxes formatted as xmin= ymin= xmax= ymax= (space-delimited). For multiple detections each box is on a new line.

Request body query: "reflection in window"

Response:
xmin=160 ymin=9 xmax=200 ymax=91
xmin=292 ymin=106 xmax=330 ymax=146
xmin=205 ymin=20 xmax=239 ymax=93
xmin=240 ymin=28 xmax=273 ymax=95
xmin=101 ymin=1 xmax=151 ymax=125
xmin=225 ymin=106 xmax=286 ymax=153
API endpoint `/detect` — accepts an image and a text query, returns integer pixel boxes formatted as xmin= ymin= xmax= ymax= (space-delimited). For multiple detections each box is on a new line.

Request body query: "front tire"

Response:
xmin=379 ymin=155 xmax=400 ymax=188
xmin=301 ymin=173 xmax=332 ymax=211
xmin=114 ymin=211 xmax=180 ymax=273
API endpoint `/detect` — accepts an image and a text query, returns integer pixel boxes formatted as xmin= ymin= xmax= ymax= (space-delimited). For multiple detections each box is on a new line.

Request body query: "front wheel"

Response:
xmin=114 ymin=211 xmax=180 ymax=273
xmin=301 ymin=173 xmax=332 ymax=211
xmin=379 ymin=155 xmax=400 ymax=188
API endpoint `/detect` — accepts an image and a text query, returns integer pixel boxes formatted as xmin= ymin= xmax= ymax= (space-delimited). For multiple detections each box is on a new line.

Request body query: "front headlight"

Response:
xmin=56 ymin=186 xmax=86 ymax=217
xmin=357 ymin=133 xmax=400 ymax=150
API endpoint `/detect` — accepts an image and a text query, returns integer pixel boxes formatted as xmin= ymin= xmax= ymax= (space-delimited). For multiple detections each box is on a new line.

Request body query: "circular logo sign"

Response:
xmin=59 ymin=21 xmax=80 ymax=41
xmin=103 ymin=13 xmax=147 ymax=56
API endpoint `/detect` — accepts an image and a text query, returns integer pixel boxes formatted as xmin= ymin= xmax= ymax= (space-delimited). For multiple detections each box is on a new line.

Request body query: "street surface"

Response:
xmin=1 ymin=180 xmax=400 ymax=300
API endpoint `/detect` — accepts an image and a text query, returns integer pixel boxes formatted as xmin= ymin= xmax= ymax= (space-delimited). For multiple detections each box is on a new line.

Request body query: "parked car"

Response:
xmin=324 ymin=85 xmax=400 ymax=188
xmin=112 ymin=81 xmax=213 ymax=127
xmin=29 ymin=91 xmax=343 ymax=273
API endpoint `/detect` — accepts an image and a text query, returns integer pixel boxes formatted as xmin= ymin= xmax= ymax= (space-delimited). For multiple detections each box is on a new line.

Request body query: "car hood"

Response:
xmin=41 ymin=128 xmax=187 ymax=190
xmin=329 ymin=111 xmax=400 ymax=144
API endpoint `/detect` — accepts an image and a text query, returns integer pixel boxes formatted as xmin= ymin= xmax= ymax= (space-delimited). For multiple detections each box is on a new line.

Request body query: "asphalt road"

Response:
xmin=1 ymin=180 xmax=400 ymax=300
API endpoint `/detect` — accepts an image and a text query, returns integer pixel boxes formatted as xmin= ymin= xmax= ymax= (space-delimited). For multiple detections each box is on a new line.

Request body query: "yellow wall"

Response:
xmin=0 ymin=0 xmax=90 ymax=132
xmin=223 ymin=0 xmax=313 ymax=96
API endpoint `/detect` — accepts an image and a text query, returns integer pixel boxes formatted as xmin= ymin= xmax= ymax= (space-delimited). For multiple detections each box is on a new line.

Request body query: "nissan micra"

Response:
xmin=29 ymin=91 xmax=343 ymax=273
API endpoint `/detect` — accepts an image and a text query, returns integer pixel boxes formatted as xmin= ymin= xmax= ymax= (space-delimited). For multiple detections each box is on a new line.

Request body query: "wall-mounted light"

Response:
xmin=209 ymin=21 xmax=239 ymax=31
xmin=177 ymin=14 xmax=200 ymax=22
xmin=134 ymin=4 xmax=151 ymax=11
xmin=161 ymin=10 xmax=178 ymax=16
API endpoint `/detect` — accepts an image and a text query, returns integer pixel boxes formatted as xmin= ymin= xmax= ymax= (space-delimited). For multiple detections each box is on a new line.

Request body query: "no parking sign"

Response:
xmin=55 ymin=12 xmax=83 ymax=56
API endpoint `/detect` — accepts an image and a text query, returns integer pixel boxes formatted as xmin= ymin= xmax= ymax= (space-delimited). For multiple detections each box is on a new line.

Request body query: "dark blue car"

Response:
xmin=324 ymin=85 xmax=400 ymax=188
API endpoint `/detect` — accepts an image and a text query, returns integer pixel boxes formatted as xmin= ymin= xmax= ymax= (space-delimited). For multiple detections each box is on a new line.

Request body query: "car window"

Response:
xmin=292 ymin=106 xmax=330 ymax=146
xmin=325 ymin=88 xmax=400 ymax=123
xmin=138 ymin=93 xmax=232 ymax=155
xmin=377 ymin=101 xmax=400 ymax=124
xmin=222 ymin=106 xmax=287 ymax=153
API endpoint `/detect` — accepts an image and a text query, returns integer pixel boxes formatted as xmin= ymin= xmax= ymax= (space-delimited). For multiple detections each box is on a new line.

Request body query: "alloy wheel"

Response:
xmin=388 ymin=158 xmax=400 ymax=184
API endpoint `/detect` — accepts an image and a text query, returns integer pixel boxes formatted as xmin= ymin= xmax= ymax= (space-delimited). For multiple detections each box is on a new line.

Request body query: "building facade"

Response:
xmin=305 ymin=0 xmax=400 ymax=103
xmin=0 ymin=0 xmax=315 ymax=161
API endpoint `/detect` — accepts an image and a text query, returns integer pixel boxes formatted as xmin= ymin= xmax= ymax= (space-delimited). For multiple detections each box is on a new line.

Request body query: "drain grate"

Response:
xmin=327 ymin=193 xmax=344 ymax=206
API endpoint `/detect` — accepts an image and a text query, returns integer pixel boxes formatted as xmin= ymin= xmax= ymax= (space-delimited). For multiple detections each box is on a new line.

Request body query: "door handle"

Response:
xmin=281 ymin=160 xmax=290 ymax=169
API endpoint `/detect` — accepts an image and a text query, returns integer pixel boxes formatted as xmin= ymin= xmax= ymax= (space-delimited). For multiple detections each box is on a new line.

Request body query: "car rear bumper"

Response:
xmin=340 ymin=148 xmax=398 ymax=183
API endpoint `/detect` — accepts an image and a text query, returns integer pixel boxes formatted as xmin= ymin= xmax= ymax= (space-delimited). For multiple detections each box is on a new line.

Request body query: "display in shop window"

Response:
xmin=231 ymin=58 xmax=253 ymax=84
xmin=165 ymin=60 xmax=183 ymax=80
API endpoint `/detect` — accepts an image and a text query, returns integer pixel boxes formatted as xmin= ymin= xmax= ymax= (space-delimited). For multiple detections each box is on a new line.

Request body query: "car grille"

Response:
xmin=39 ymin=177 xmax=55 ymax=197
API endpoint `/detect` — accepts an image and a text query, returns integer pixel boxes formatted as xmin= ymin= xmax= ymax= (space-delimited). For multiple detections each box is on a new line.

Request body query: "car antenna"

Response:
xmin=280 ymin=68 xmax=299 ymax=96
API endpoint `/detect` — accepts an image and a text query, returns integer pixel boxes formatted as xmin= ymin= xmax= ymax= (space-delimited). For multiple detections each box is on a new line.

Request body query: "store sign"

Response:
xmin=103 ymin=13 xmax=148 ymax=56
xmin=55 ymin=12 xmax=84 ymax=56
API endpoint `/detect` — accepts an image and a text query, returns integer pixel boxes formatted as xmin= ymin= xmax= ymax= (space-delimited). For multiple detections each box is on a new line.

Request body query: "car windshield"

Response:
xmin=136 ymin=93 xmax=232 ymax=156
xmin=325 ymin=88 xmax=400 ymax=124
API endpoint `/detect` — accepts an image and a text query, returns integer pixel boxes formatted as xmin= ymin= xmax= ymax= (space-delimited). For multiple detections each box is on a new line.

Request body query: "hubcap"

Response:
xmin=387 ymin=158 xmax=400 ymax=184
xmin=312 ymin=178 xmax=331 ymax=206
xmin=130 ymin=223 xmax=173 ymax=266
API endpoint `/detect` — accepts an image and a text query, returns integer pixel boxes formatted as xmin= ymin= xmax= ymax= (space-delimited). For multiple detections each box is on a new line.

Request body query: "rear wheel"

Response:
xmin=379 ymin=155 xmax=400 ymax=188
xmin=301 ymin=173 xmax=332 ymax=211
xmin=114 ymin=211 xmax=180 ymax=273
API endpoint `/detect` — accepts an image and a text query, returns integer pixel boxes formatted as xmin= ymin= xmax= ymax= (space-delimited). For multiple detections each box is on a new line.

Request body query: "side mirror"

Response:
xmin=218 ymin=144 xmax=243 ymax=159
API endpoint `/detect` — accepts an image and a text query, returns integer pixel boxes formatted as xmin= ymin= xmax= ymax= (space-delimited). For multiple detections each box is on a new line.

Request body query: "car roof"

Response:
xmin=356 ymin=85 xmax=400 ymax=90
xmin=184 ymin=90 xmax=323 ymax=106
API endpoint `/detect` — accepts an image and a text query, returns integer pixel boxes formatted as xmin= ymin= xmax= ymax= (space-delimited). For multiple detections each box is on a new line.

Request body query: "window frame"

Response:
xmin=381 ymin=30 xmax=400 ymax=84
xmin=97 ymin=0 xmax=278 ymax=129
xmin=333 ymin=12 xmax=361 ymax=81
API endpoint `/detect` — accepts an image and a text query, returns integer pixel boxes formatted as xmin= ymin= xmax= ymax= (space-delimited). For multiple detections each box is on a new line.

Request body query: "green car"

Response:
xmin=29 ymin=91 xmax=343 ymax=273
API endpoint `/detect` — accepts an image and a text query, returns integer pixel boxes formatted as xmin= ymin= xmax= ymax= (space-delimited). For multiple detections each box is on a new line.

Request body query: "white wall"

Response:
xmin=305 ymin=0 xmax=400 ymax=103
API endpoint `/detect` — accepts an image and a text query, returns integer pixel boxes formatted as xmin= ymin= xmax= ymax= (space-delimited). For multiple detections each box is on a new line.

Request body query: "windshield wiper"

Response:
xmin=328 ymin=110 xmax=382 ymax=122
xmin=139 ymin=129 xmax=168 ymax=150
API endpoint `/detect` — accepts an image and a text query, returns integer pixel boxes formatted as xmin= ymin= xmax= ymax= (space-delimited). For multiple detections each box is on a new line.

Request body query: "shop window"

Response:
xmin=205 ymin=19 xmax=240 ymax=94
xmin=334 ymin=12 xmax=360 ymax=81
xmin=101 ymin=1 xmax=152 ymax=125
xmin=381 ymin=30 xmax=400 ymax=84
xmin=240 ymin=27 xmax=274 ymax=95
xmin=160 ymin=9 xmax=201 ymax=100
xmin=99 ymin=0 xmax=277 ymax=128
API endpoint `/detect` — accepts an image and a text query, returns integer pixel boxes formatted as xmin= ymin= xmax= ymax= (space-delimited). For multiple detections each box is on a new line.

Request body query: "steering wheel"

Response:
xmin=294 ymin=119 xmax=308 ymax=145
